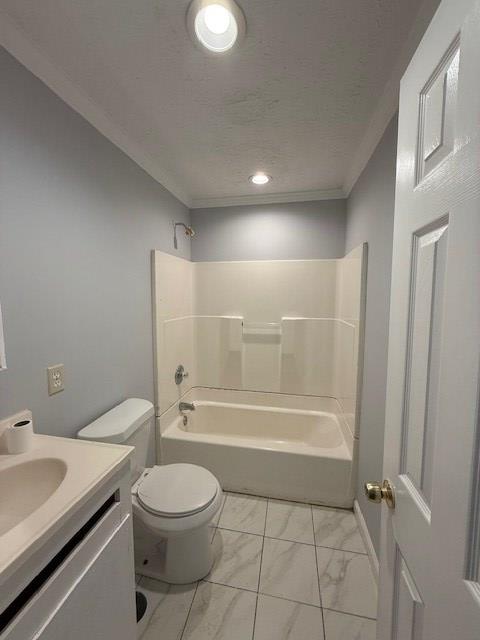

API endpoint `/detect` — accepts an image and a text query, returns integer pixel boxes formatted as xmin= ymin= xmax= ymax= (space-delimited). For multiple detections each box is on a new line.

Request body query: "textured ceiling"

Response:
xmin=1 ymin=0 xmax=437 ymax=206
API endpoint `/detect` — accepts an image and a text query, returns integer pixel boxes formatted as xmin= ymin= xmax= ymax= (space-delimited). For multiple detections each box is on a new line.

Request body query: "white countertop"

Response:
xmin=0 ymin=433 xmax=132 ymax=585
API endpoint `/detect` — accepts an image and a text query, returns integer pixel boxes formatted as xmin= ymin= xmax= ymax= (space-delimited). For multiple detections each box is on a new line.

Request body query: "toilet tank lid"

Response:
xmin=77 ymin=398 xmax=154 ymax=444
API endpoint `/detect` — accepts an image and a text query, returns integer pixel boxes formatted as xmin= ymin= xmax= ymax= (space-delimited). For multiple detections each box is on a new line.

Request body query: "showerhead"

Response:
xmin=173 ymin=222 xmax=195 ymax=249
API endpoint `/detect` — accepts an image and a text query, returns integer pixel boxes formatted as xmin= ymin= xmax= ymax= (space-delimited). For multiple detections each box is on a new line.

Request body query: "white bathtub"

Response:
xmin=159 ymin=388 xmax=354 ymax=507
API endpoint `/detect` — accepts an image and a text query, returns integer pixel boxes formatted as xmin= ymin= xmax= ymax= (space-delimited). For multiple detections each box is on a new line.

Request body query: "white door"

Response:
xmin=372 ymin=0 xmax=480 ymax=638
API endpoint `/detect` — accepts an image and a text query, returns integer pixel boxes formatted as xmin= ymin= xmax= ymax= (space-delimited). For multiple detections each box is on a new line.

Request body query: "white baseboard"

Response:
xmin=354 ymin=499 xmax=379 ymax=582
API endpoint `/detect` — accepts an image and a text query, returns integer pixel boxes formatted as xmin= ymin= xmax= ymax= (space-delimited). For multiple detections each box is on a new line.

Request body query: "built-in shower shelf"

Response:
xmin=242 ymin=321 xmax=282 ymax=336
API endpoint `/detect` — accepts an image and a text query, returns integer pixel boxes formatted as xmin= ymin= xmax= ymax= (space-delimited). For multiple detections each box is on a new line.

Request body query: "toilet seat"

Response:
xmin=135 ymin=463 xmax=219 ymax=518
xmin=132 ymin=465 xmax=223 ymax=538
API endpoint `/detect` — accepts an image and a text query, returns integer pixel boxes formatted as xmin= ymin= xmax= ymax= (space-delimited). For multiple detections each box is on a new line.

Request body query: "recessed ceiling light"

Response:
xmin=203 ymin=4 xmax=231 ymax=34
xmin=249 ymin=172 xmax=271 ymax=185
xmin=187 ymin=0 xmax=246 ymax=54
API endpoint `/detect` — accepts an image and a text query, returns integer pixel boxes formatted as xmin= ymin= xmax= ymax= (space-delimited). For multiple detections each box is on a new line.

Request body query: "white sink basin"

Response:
xmin=0 ymin=458 xmax=67 ymax=536
xmin=0 ymin=432 xmax=132 ymax=588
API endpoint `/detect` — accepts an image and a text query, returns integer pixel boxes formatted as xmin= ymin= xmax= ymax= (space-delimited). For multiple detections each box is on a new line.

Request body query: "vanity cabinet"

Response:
xmin=30 ymin=519 xmax=134 ymax=640
xmin=0 ymin=462 xmax=136 ymax=640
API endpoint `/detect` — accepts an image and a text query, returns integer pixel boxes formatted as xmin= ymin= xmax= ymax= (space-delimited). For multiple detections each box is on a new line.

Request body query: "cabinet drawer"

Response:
xmin=1 ymin=494 xmax=135 ymax=639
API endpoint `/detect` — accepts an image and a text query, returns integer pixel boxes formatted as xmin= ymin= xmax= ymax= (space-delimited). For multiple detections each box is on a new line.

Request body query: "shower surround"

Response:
xmin=152 ymin=247 xmax=366 ymax=506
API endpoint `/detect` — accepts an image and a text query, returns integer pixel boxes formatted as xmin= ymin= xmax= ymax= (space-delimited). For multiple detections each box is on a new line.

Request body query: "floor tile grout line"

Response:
xmin=217 ymin=493 xmax=365 ymax=548
xmin=210 ymin=492 xmax=229 ymax=543
xmin=203 ymin=577 xmax=259 ymax=594
xmin=180 ymin=493 xmax=229 ymax=640
xmin=322 ymin=606 xmax=377 ymax=622
xmin=314 ymin=542 xmax=367 ymax=555
xmin=215 ymin=491 xmax=228 ymax=528
xmin=200 ymin=578 xmax=258 ymax=594
xmin=257 ymin=591 xmax=324 ymax=610
xmin=257 ymin=589 xmax=321 ymax=609
xmin=219 ymin=492 xmax=228 ymax=518
xmin=200 ymin=576 xmax=323 ymax=609
xmin=173 ymin=575 xmax=377 ymax=619
xmin=215 ymin=525 xmax=367 ymax=555
xmin=311 ymin=504 xmax=327 ymax=640
xmin=251 ymin=593 xmax=259 ymax=640
xmin=226 ymin=491 xmax=355 ymax=514
xmin=314 ymin=543 xmax=368 ymax=556
xmin=251 ymin=499 xmax=268 ymax=640
xmin=179 ymin=581 xmax=199 ymax=640
xmin=258 ymin=499 xmax=268 ymax=590
xmin=217 ymin=525 xmax=264 ymax=538
xmin=138 ymin=581 xmax=375 ymax=638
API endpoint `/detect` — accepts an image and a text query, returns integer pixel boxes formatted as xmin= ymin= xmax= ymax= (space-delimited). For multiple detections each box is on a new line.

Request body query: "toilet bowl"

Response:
xmin=77 ymin=398 xmax=222 ymax=584
xmin=131 ymin=463 xmax=222 ymax=583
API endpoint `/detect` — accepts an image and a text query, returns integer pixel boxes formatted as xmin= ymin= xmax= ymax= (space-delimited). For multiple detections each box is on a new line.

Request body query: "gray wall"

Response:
xmin=0 ymin=48 xmax=190 ymax=438
xmin=345 ymin=115 xmax=398 ymax=554
xmin=191 ymin=200 xmax=346 ymax=261
xmin=1 ymin=43 xmax=396 ymax=556
xmin=191 ymin=162 xmax=397 ymax=557
xmin=191 ymin=180 xmax=396 ymax=557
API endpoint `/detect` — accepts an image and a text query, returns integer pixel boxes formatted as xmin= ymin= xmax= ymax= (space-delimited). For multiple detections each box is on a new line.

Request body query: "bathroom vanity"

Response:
xmin=0 ymin=411 xmax=136 ymax=640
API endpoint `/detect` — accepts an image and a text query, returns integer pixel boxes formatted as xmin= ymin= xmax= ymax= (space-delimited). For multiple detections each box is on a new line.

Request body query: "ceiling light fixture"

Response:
xmin=187 ymin=0 xmax=246 ymax=53
xmin=249 ymin=172 xmax=271 ymax=185
xmin=204 ymin=4 xmax=231 ymax=34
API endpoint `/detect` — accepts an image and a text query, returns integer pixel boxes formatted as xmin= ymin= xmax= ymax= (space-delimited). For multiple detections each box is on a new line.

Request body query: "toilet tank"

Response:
xmin=77 ymin=398 xmax=155 ymax=482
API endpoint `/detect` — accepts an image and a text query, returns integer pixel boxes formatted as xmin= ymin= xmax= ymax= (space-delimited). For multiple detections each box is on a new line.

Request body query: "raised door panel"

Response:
xmin=394 ymin=553 xmax=425 ymax=640
xmin=416 ymin=40 xmax=459 ymax=183
xmin=401 ymin=220 xmax=448 ymax=507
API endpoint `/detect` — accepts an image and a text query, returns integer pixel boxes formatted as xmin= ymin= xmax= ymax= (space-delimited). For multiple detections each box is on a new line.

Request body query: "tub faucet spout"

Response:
xmin=179 ymin=402 xmax=195 ymax=414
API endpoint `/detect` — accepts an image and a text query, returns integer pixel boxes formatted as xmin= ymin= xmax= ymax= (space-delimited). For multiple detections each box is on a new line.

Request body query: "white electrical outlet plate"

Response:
xmin=47 ymin=364 xmax=65 ymax=395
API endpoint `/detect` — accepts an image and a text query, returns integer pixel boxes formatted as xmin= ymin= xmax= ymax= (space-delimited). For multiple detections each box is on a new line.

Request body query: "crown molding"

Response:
xmin=190 ymin=188 xmax=345 ymax=209
xmin=0 ymin=12 xmax=192 ymax=208
xmin=342 ymin=0 xmax=441 ymax=196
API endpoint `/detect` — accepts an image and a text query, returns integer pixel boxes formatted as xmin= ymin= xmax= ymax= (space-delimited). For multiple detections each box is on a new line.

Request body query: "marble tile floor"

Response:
xmin=137 ymin=492 xmax=377 ymax=640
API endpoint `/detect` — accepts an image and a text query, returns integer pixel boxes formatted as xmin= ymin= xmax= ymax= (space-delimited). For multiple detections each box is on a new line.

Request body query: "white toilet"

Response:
xmin=77 ymin=398 xmax=223 ymax=584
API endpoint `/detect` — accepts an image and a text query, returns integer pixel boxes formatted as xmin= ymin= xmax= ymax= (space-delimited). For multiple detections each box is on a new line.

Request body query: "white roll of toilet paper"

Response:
xmin=6 ymin=419 xmax=34 ymax=454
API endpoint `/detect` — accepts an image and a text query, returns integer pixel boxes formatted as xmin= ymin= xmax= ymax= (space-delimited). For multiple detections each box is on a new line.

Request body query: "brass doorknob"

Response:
xmin=364 ymin=479 xmax=395 ymax=509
